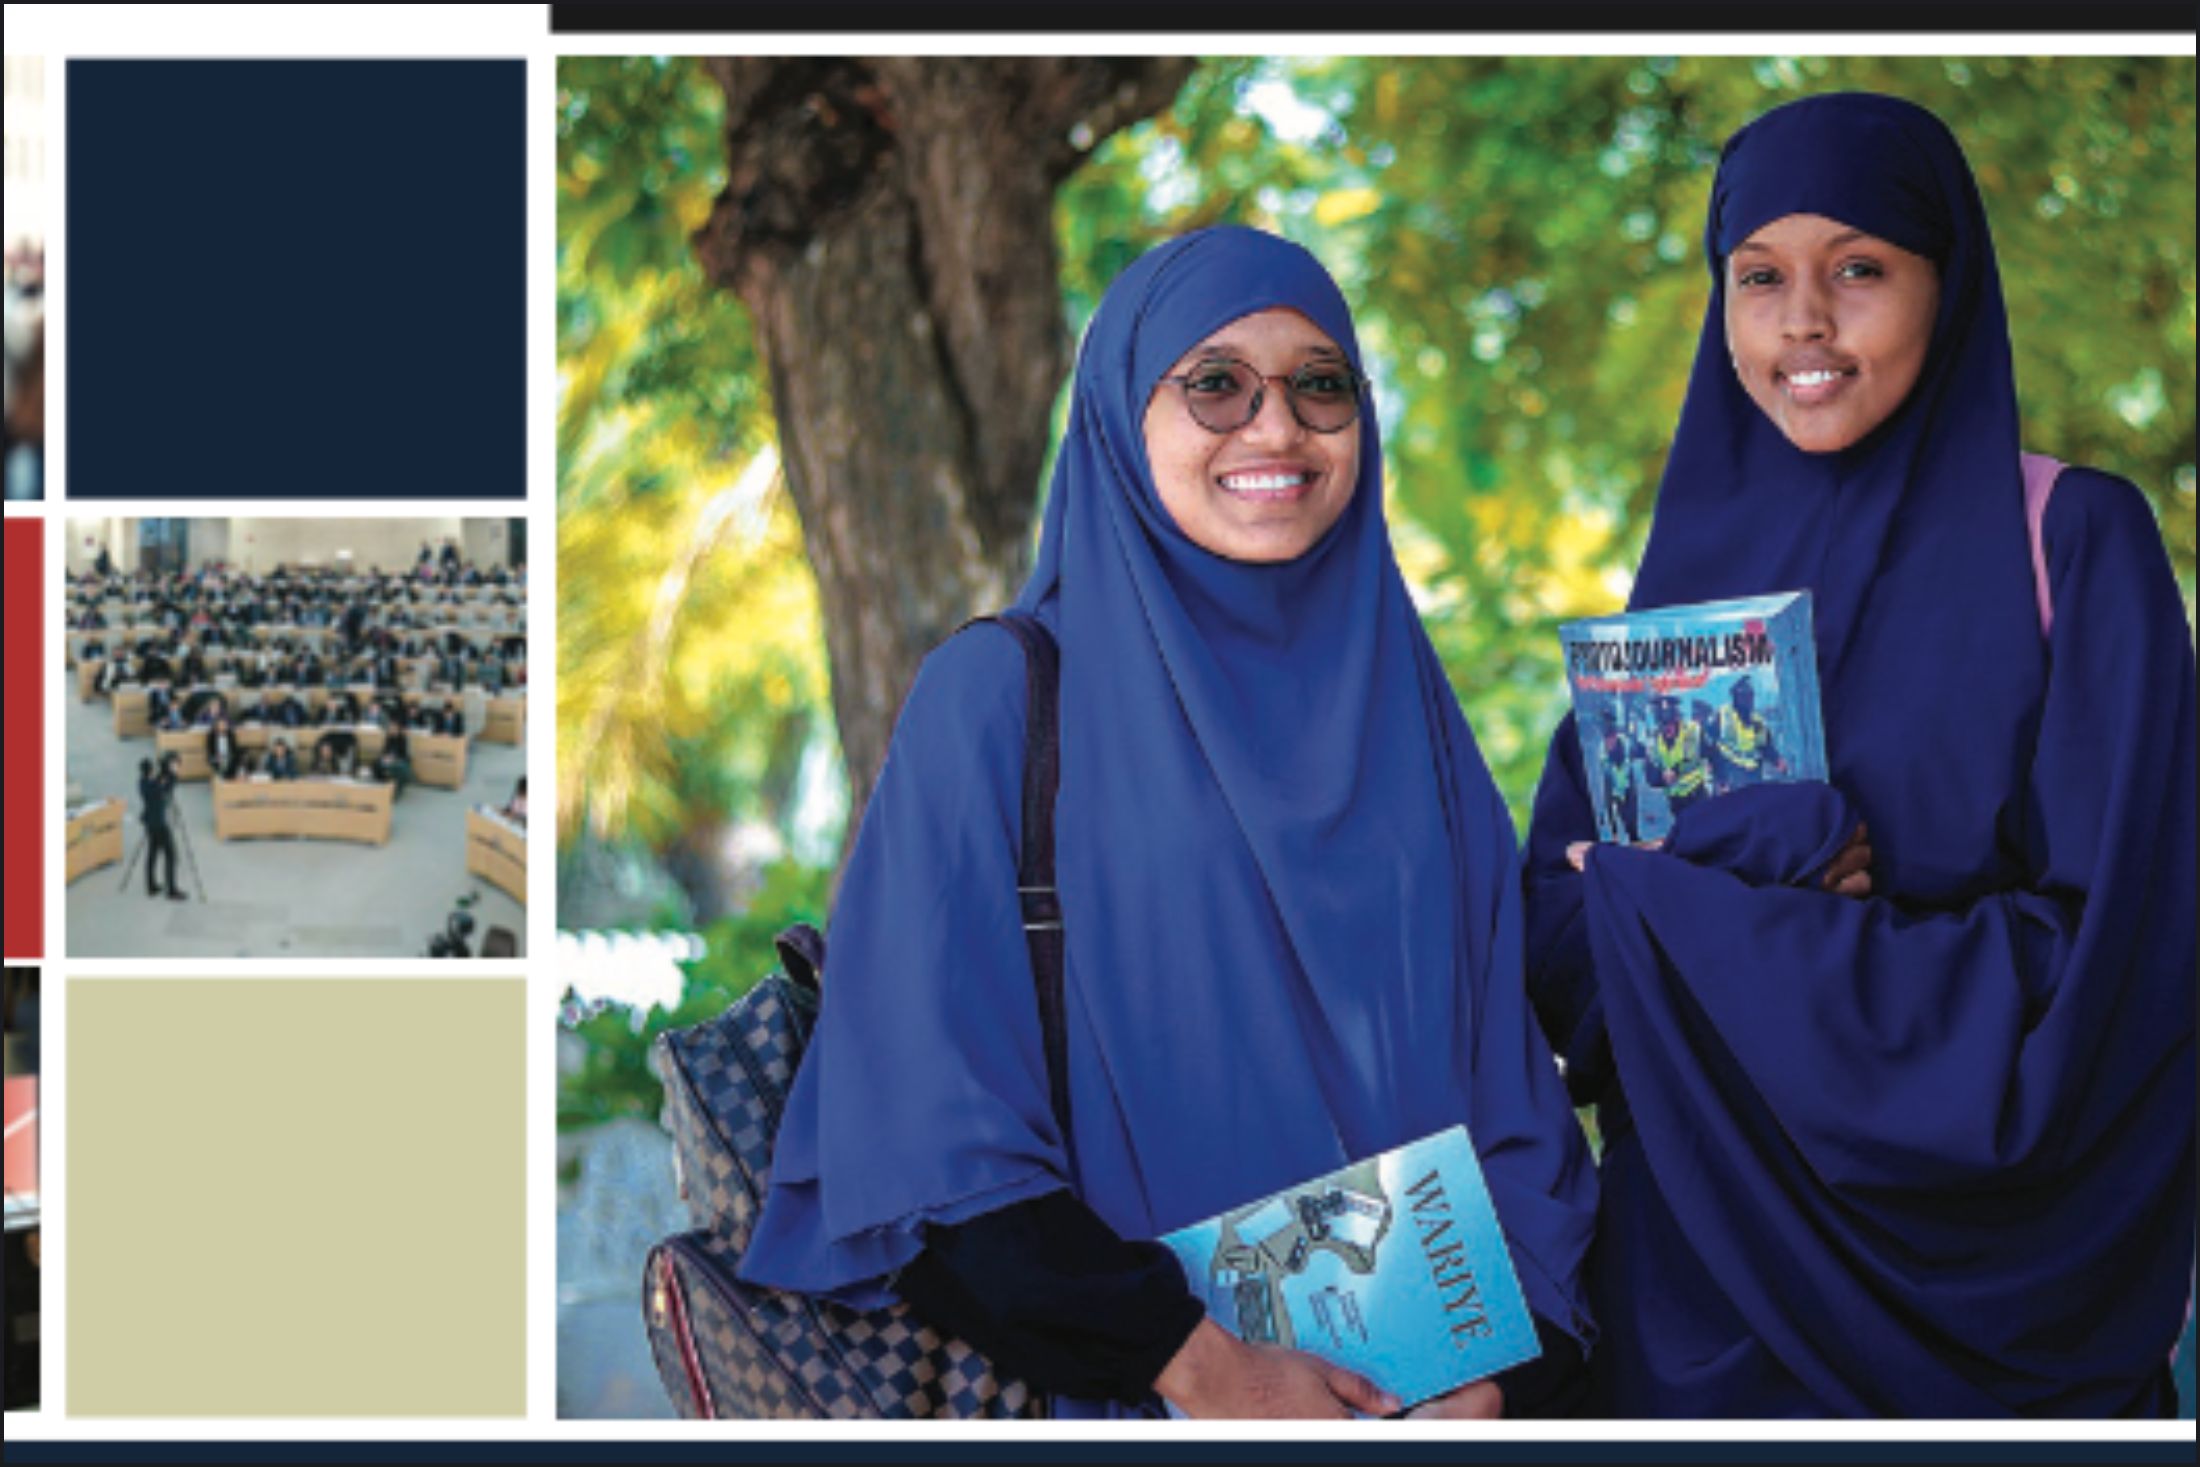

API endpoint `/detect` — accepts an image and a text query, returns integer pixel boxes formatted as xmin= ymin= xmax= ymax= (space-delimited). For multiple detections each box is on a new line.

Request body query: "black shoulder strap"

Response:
xmin=972 ymin=611 xmax=1073 ymax=1173
xmin=774 ymin=613 xmax=1072 ymax=1171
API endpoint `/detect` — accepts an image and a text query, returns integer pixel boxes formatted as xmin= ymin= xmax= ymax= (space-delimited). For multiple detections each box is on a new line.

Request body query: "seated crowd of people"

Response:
xmin=72 ymin=558 xmax=525 ymax=797
xmin=194 ymin=694 xmax=456 ymax=791
xmin=87 ymin=640 xmax=522 ymax=699
xmin=74 ymin=563 xmax=524 ymax=688
xmin=74 ymin=543 xmax=520 ymax=626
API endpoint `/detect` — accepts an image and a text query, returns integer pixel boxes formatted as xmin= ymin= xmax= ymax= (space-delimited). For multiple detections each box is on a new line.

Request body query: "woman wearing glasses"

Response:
xmin=739 ymin=226 xmax=1597 ymax=1419
xmin=1525 ymin=93 xmax=2194 ymax=1416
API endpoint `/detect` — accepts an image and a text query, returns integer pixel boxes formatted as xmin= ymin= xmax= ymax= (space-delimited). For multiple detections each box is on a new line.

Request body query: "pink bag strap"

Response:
xmin=2021 ymin=452 xmax=2065 ymax=638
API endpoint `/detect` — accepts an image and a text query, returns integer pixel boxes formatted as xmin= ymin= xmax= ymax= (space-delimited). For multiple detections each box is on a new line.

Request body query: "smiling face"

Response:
xmin=1724 ymin=213 xmax=1940 ymax=454
xmin=1141 ymin=308 xmax=1362 ymax=563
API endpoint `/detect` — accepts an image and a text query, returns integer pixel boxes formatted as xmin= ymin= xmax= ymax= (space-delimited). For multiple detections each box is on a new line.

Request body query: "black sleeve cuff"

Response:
xmin=898 ymin=1190 xmax=1205 ymax=1406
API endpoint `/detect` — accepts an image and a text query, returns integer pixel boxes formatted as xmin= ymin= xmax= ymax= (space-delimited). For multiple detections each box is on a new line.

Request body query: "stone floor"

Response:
xmin=557 ymin=1116 xmax=682 ymax=1420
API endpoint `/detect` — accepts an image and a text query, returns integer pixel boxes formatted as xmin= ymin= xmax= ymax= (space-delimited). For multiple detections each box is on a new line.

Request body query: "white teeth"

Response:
xmin=1219 ymin=472 xmax=1310 ymax=492
xmin=1787 ymin=369 xmax=1845 ymax=388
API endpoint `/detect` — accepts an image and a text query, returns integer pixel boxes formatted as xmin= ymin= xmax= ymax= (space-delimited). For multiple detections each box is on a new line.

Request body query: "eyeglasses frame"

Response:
xmin=1157 ymin=356 xmax=1370 ymax=436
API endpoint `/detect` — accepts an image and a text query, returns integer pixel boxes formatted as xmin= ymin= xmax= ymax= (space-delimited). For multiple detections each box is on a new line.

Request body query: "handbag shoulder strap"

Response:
xmin=2021 ymin=451 xmax=2066 ymax=639
xmin=966 ymin=611 xmax=1073 ymax=1166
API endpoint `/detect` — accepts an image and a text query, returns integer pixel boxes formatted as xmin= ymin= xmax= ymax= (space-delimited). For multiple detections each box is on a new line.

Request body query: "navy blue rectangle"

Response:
xmin=548 ymin=3 xmax=2199 ymax=33
xmin=67 ymin=60 xmax=525 ymax=500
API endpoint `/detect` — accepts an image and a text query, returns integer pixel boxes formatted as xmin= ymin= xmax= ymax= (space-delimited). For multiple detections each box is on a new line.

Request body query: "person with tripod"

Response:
xmin=136 ymin=752 xmax=185 ymax=901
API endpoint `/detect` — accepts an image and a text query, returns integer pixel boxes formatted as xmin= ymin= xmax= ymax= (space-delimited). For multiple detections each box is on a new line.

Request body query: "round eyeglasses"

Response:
xmin=1159 ymin=357 xmax=1368 ymax=435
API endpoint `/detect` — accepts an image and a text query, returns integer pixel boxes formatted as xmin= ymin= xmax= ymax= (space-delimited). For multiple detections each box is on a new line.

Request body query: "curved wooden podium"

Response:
xmin=465 ymin=808 xmax=526 ymax=906
xmin=211 ymin=778 xmax=394 ymax=846
xmin=65 ymin=800 xmax=126 ymax=883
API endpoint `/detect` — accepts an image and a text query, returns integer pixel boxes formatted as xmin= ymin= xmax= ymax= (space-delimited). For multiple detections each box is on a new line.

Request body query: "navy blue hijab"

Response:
xmin=1634 ymin=91 xmax=2043 ymax=902
xmin=745 ymin=227 xmax=1598 ymax=1399
xmin=1527 ymin=92 xmax=2195 ymax=1415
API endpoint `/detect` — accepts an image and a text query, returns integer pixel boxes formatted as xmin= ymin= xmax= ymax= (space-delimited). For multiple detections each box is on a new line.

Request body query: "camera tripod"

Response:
xmin=117 ymin=809 xmax=208 ymax=904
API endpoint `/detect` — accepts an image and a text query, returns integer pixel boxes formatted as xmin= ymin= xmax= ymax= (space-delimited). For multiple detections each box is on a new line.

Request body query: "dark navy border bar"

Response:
xmin=6 ymin=1444 xmax=2196 ymax=1465
xmin=548 ymin=2 xmax=2199 ymax=33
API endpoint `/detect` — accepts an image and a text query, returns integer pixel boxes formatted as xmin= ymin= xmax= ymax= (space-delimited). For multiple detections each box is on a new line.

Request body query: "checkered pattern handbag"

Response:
xmin=642 ymin=612 xmax=1064 ymax=1419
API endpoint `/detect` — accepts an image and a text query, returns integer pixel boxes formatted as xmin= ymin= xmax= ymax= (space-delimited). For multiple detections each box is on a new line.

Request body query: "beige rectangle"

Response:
xmin=68 ymin=978 xmax=526 ymax=1417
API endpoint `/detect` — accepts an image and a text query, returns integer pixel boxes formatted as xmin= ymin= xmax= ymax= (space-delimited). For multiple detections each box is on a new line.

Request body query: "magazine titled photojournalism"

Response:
xmin=1156 ymin=1126 xmax=1539 ymax=1410
xmin=1559 ymin=591 xmax=1828 ymax=844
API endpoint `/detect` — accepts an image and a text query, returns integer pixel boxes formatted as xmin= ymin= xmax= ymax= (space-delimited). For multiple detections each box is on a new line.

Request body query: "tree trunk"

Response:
xmin=658 ymin=811 xmax=742 ymax=929
xmin=694 ymin=57 xmax=1192 ymax=837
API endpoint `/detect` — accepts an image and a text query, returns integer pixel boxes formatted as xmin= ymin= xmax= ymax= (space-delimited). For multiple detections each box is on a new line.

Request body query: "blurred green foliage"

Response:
xmin=558 ymin=55 xmax=2195 ymax=1128
xmin=557 ymin=858 xmax=832 ymax=1130
xmin=556 ymin=58 xmax=829 ymax=923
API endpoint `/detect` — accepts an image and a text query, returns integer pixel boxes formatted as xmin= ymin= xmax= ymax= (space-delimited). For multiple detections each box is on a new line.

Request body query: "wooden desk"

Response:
xmin=482 ymin=697 xmax=526 ymax=746
xmin=72 ymin=627 xmax=167 ymax=657
xmin=77 ymin=660 xmax=105 ymax=702
xmin=65 ymin=800 xmax=126 ymax=883
xmin=211 ymin=778 xmax=394 ymax=845
xmin=82 ymin=627 xmax=172 ymax=652
xmin=466 ymin=808 xmax=527 ymax=906
xmin=410 ymin=732 xmax=468 ymax=790
xmin=112 ymin=688 xmax=151 ymax=739
xmin=251 ymin=625 xmax=337 ymax=648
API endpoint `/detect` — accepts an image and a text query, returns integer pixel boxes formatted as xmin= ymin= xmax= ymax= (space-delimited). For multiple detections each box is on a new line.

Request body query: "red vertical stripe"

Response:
xmin=3 ymin=518 xmax=41 ymax=957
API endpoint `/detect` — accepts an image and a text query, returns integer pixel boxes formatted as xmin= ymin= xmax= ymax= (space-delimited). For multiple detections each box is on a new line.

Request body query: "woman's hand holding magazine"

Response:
xmin=1568 ymin=781 xmax=1874 ymax=899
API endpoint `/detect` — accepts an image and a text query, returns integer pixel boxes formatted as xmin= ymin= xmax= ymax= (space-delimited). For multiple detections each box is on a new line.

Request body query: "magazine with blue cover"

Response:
xmin=1157 ymin=1126 xmax=1539 ymax=1410
xmin=1559 ymin=590 xmax=1827 ymax=844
